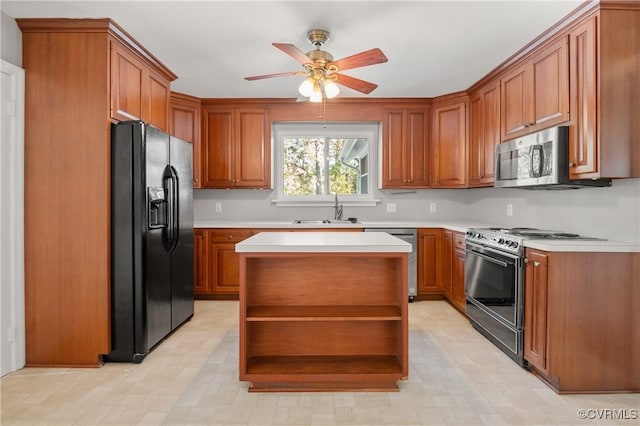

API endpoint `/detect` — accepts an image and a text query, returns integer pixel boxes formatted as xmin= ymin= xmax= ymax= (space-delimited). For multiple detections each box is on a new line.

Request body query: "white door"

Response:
xmin=1 ymin=59 xmax=25 ymax=376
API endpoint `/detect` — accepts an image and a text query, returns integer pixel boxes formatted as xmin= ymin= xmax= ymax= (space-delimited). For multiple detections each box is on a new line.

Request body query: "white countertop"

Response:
xmin=194 ymin=220 xmax=486 ymax=234
xmin=196 ymin=220 xmax=640 ymax=253
xmin=235 ymin=231 xmax=413 ymax=253
xmin=523 ymin=239 xmax=640 ymax=253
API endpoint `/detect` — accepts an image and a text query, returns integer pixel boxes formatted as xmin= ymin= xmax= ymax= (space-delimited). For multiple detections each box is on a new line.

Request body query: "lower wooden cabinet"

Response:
xmin=194 ymin=228 xmax=363 ymax=298
xmin=450 ymin=233 xmax=466 ymax=313
xmin=417 ymin=229 xmax=442 ymax=295
xmin=523 ymin=249 xmax=549 ymax=373
xmin=193 ymin=229 xmax=210 ymax=294
xmin=418 ymin=228 xmax=466 ymax=313
xmin=523 ymin=248 xmax=639 ymax=393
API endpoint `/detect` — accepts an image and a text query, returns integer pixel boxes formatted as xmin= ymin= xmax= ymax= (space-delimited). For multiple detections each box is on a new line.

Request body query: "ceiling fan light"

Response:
xmin=323 ymin=79 xmax=340 ymax=99
xmin=309 ymin=88 xmax=322 ymax=102
xmin=298 ymin=77 xmax=315 ymax=97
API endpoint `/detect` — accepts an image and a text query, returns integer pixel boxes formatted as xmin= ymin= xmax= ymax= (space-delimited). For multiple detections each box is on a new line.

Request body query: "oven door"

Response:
xmin=464 ymin=242 xmax=523 ymax=328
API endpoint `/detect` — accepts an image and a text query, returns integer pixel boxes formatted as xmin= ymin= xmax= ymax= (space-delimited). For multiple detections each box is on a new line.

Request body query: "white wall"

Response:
xmin=1 ymin=12 xmax=22 ymax=66
xmin=195 ymin=178 xmax=640 ymax=245
xmin=1 ymin=12 xmax=25 ymax=376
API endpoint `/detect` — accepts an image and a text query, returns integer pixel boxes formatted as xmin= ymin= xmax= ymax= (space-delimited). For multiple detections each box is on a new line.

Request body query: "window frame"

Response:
xmin=272 ymin=122 xmax=380 ymax=207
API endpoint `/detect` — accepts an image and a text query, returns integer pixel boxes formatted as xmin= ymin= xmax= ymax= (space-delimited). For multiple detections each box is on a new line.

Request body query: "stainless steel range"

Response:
xmin=464 ymin=227 xmax=602 ymax=366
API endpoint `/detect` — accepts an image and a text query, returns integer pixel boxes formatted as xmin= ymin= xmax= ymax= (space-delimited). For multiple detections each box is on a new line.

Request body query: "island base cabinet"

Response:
xmin=239 ymin=253 xmax=408 ymax=392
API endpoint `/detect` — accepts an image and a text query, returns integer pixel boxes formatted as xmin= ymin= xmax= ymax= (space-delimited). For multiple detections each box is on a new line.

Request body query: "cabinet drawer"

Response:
xmin=210 ymin=229 xmax=254 ymax=243
xmin=453 ymin=232 xmax=466 ymax=250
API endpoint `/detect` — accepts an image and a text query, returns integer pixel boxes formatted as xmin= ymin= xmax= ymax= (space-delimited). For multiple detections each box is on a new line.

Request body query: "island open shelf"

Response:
xmin=236 ymin=232 xmax=410 ymax=392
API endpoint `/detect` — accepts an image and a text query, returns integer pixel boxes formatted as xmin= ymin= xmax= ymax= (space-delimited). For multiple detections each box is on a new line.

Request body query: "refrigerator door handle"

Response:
xmin=163 ymin=166 xmax=179 ymax=252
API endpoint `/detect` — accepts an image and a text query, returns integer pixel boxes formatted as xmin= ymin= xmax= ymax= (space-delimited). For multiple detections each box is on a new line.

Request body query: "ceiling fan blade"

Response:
xmin=272 ymin=43 xmax=312 ymax=65
xmin=244 ymin=71 xmax=301 ymax=81
xmin=333 ymin=73 xmax=378 ymax=94
xmin=331 ymin=48 xmax=388 ymax=72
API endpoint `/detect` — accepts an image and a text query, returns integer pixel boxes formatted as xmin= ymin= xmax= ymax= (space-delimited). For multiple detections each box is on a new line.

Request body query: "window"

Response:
xmin=274 ymin=122 xmax=379 ymax=206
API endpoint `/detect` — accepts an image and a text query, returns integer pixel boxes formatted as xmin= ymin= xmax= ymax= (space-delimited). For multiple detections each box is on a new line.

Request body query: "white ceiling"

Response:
xmin=1 ymin=0 xmax=584 ymax=99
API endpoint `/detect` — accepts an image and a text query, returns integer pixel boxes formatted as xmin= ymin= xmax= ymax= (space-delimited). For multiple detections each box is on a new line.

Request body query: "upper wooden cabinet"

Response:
xmin=501 ymin=37 xmax=569 ymax=141
xmin=110 ymin=39 xmax=173 ymax=131
xmin=170 ymin=92 xmax=202 ymax=188
xmin=201 ymin=106 xmax=271 ymax=189
xmin=468 ymin=81 xmax=500 ymax=187
xmin=17 ymin=18 xmax=176 ymax=366
xmin=381 ymin=108 xmax=430 ymax=188
xmin=431 ymin=96 xmax=468 ymax=188
xmin=568 ymin=10 xmax=640 ymax=179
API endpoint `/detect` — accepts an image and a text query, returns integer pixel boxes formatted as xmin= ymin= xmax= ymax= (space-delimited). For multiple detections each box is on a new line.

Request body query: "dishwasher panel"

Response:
xmin=364 ymin=228 xmax=417 ymax=301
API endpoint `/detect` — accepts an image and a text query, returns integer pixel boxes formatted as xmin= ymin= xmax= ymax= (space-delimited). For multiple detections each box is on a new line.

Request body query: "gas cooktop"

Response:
xmin=487 ymin=227 xmax=597 ymax=239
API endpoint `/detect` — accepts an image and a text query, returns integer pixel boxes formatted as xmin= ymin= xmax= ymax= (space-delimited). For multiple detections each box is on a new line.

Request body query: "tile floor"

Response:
xmin=1 ymin=300 xmax=638 ymax=425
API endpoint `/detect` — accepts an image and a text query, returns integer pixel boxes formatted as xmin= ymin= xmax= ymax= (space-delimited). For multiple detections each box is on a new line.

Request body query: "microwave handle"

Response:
xmin=530 ymin=144 xmax=544 ymax=178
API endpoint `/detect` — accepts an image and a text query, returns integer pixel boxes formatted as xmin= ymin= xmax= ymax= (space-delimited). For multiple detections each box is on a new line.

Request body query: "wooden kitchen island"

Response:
xmin=236 ymin=232 xmax=411 ymax=392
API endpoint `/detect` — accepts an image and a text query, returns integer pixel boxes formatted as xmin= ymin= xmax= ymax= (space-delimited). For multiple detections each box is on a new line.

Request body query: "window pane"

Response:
xmin=328 ymin=138 xmax=366 ymax=195
xmin=283 ymin=137 xmax=326 ymax=195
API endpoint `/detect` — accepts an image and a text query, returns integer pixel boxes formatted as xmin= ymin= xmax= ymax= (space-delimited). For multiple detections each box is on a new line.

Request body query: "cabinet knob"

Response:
xmin=569 ymin=162 xmax=576 ymax=167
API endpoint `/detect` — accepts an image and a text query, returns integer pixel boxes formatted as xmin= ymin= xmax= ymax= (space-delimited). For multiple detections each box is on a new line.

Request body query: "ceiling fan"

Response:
xmin=244 ymin=29 xmax=388 ymax=102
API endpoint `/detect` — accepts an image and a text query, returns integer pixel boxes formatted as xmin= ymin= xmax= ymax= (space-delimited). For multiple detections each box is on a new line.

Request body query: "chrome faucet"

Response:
xmin=334 ymin=193 xmax=343 ymax=220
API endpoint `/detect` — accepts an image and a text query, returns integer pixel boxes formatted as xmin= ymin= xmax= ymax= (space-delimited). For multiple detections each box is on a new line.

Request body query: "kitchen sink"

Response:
xmin=292 ymin=219 xmax=359 ymax=224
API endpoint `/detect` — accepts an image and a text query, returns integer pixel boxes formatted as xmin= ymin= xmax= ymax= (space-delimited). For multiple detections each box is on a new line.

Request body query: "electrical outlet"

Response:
xmin=386 ymin=203 xmax=396 ymax=213
xmin=506 ymin=204 xmax=513 ymax=216
xmin=429 ymin=202 xmax=437 ymax=213
xmin=215 ymin=202 xmax=222 ymax=213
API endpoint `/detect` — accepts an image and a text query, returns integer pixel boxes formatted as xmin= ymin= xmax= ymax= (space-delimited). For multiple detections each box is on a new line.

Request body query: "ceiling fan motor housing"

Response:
xmin=307 ymin=29 xmax=330 ymax=47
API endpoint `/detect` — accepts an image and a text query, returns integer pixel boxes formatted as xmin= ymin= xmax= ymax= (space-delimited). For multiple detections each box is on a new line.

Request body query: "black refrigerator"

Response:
xmin=106 ymin=121 xmax=194 ymax=363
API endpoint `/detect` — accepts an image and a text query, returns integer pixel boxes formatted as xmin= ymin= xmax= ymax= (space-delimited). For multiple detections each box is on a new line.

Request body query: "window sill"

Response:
xmin=271 ymin=199 xmax=381 ymax=207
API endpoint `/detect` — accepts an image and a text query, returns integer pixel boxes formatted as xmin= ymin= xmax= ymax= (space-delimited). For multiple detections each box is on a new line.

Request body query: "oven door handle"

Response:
xmin=467 ymin=249 xmax=510 ymax=267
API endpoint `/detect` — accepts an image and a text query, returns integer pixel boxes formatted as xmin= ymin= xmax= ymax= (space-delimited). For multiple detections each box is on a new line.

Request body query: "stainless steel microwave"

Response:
xmin=494 ymin=126 xmax=611 ymax=189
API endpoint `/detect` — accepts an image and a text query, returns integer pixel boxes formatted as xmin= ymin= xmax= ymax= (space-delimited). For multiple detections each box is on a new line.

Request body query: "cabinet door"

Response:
xmin=170 ymin=93 xmax=202 ymax=188
xmin=202 ymin=108 xmax=234 ymax=188
xmin=451 ymin=233 xmax=466 ymax=313
xmin=111 ymin=42 xmax=144 ymax=122
xmin=417 ymin=229 xmax=441 ymax=295
xmin=501 ymin=63 xmax=531 ymax=140
xmin=209 ymin=230 xmax=254 ymax=296
xmin=432 ymin=100 xmax=467 ymax=188
xmin=234 ymin=108 xmax=271 ymax=188
xmin=569 ymin=17 xmax=598 ymax=178
xmin=210 ymin=242 xmax=242 ymax=294
xmin=193 ymin=229 xmax=210 ymax=295
xmin=469 ymin=94 xmax=484 ymax=185
xmin=440 ymin=230 xmax=453 ymax=299
xmin=146 ymin=69 xmax=170 ymax=131
xmin=381 ymin=110 xmax=407 ymax=187
xmin=406 ymin=110 xmax=430 ymax=187
xmin=469 ymin=83 xmax=500 ymax=187
xmin=531 ymin=37 xmax=569 ymax=128
xmin=524 ymin=249 xmax=549 ymax=372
